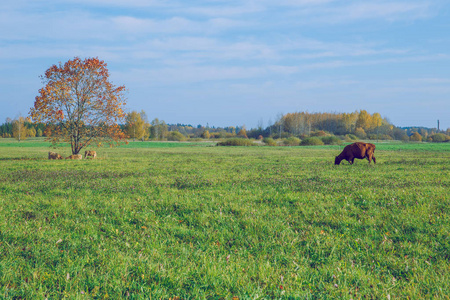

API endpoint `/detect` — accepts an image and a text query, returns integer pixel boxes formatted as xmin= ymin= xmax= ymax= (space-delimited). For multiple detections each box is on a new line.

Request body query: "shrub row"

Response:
xmin=267 ymin=135 xmax=344 ymax=146
xmin=263 ymin=137 xmax=277 ymax=146
xmin=216 ymin=138 xmax=255 ymax=146
xmin=217 ymin=132 xmax=448 ymax=147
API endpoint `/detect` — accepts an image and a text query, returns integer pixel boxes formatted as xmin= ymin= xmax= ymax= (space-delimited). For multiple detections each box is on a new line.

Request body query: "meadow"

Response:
xmin=0 ymin=138 xmax=449 ymax=299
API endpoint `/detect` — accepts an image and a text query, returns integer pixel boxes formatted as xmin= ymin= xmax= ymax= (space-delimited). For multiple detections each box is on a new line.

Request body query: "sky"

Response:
xmin=1 ymin=0 xmax=449 ymax=130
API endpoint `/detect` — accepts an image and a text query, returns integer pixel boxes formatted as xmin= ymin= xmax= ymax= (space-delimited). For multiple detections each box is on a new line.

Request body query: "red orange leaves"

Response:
xmin=30 ymin=57 xmax=127 ymax=154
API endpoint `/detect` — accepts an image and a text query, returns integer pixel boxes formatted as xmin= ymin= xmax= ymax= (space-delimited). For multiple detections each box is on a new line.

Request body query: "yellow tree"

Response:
xmin=125 ymin=110 xmax=150 ymax=141
xmin=410 ymin=132 xmax=422 ymax=142
xmin=237 ymin=126 xmax=248 ymax=138
xmin=30 ymin=57 xmax=127 ymax=154
xmin=282 ymin=113 xmax=296 ymax=134
xmin=201 ymin=130 xmax=211 ymax=139
xmin=370 ymin=113 xmax=383 ymax=131
xmin=27 ymin=127 xmax=36 ymax=138
xmin=340 ymin=112 xmax=358 ymax=134
xmin=370 ymin=112 xmax=383 ymax=140
xmin=283 ymin=112 xmax=307 ymax=136
xmin=355 ymin=110 xmax=373 ymax=131
xmin=12 ymin=116 xmax=28 ymax=141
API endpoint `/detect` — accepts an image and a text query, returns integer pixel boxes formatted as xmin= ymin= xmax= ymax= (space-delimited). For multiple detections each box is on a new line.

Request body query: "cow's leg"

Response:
xmin=372 ymin=155 xmax=376 ymax=164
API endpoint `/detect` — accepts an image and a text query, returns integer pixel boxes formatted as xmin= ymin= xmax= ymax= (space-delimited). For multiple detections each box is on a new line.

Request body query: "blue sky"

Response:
xmin=1 ymin=0 xmax=449 ymax=129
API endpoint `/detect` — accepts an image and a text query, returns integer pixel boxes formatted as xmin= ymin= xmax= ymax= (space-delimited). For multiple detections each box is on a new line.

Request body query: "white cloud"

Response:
xmin=112 ymin=16 xmax=201 ymax=34
xmin=67 ymin=0 xmax=168 ymax=8
xmin=344 ymin=2 xmax=431 ymax=20
xmin=110 ymin=16 xmax=249 ymax=36
xmin=313 ymin=1 xmax=434 ymax=23
xmin=182 ymin=3 xmax=264 ymax=17
xmin=119 ymin=63 xmax=298 ymax=86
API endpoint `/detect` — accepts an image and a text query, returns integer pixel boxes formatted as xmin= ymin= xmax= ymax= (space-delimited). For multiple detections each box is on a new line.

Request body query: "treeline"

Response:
xmin=0 ymin=117 xmax=46 ymax=140
xmin=121 ymin=111 xmax=246 ymax=141
xmin=194 ymin=110 xmax=448 ymax=142
xmin=266 ymin=111 xmax=449 ymax=142
xmin=1 ymin=110 xmax=449 ymax=142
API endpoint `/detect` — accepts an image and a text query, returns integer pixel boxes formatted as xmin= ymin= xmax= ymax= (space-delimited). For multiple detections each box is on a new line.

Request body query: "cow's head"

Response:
xmin=334 ymin=156 xmax=341 ymax=165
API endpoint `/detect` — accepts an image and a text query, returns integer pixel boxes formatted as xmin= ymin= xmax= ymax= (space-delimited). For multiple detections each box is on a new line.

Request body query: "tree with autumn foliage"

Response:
xmin=125 ymin=110 xmax=150 ymax=141
xmin=12 ymin=116 xmax=29 ymax=142
xmin=30 ymin=57 xmax=127 ymax=154
xmin=237 ymin=126 xmax=248 ymax=138
xmin=410 ymin=132 xmax=422 ymax=142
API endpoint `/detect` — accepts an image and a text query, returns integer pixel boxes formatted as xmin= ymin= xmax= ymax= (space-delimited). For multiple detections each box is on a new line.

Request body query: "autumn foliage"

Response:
xmin=125 ymin=110 xmax=150 ymax=141
xmin=30 ymin=57 xmax=127 ymax=154
xmin=410 ymin=132 xmax=422 ymax=142
xmin=280 ymin=110 xmax=389 ymax=137
xmin=12 ymin=117 xmax=30 ymax=141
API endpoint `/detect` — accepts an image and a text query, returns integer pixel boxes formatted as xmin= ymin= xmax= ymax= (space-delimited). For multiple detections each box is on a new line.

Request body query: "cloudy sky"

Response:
xmin=1 ymin=0 xmax=449 ymax=129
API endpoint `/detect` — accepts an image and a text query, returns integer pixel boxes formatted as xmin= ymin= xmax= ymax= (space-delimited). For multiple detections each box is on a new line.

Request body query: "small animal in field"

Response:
xmin=66 ymin=154 xmax=83 ymax=160
xmin=335 ymin=142 xmax=376 ymax=165
xmin=84 ymin=150 xmax=97 ymax=159
xmin=48 ymin=151 xmax=63 ymax=160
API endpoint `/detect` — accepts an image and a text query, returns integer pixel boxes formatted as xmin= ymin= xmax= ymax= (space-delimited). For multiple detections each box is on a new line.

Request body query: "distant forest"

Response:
xmin=1 ymin=110 xmax=449 ymax=143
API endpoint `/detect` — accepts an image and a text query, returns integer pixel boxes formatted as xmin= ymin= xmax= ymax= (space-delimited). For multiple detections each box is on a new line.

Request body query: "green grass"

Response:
xmin=0 ymin=139 xmax=449 ymax=299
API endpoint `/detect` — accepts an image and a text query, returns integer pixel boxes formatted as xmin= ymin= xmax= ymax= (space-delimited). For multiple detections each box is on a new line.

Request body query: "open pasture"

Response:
xmin=0 ymin=140 xmax=449 ymax=299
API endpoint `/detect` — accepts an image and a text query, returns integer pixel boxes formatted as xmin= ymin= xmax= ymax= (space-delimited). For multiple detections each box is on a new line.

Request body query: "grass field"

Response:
xmin=0 ymin=138 xmax=449 ymax=299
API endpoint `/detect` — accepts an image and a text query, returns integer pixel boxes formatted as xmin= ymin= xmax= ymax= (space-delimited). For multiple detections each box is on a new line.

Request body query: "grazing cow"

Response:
xmin=335 ymin=142 xmax=376 ymax=165
xmin=66 ymin=154 xmax=83 ymax=160
xmin=48 ymin=151 xmax=63 ymax=160
xmin=84 ymin=150 xmax=97 ymax=159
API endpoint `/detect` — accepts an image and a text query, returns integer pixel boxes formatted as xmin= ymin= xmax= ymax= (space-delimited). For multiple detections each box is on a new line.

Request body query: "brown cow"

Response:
xmin=48 ymin=151 xmax=63 ymax=160
xmin=66 ymin=154 xmax=83 ymax=160
xmin=335 ymin=142 xmax=376 ymax=165
xmin=84 ymin=150 xmax=97 ymax=159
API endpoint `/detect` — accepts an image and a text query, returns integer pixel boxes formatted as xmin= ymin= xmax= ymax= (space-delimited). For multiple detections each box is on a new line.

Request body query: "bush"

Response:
xmin=311 ymin=130 xmax=328 ymax=137
xmin=377 ymin=134 xmax=393 ymax=140
xmin=201 ymin=130 xmax=211 ymax=139
xmin=430 ymin=133 xmax=449 ymax=143
xmin=222 ymin=133 xmax=234 ymax=138
xmin=321 ymin=136 xmax=342 ymax=145
xmin=409 ymin=132 xmax=422 ymax=142
xmin=167 ymin=131 xmax=187 ymax=141
xmin=344 ymin=134 xmax=358 ymax=142
xmin=272 ymin=132 xmax=291 ymax=139
xmin=355 ymin=127 xmax=367 ymax=139
xmin=367 ymin=134 xmax=394 ymax=140
xmin=283 ymin=137 xmax=301 ymax=146
xmin=210 ymin=132 xmax=227 ymax=139
xmin=263 ymin=137 xmax=277 ymax=146
xmin=301 ymin=137 xmax=324 ymax=146
xmin=217 ymin=138 xmax=255 ymax=146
